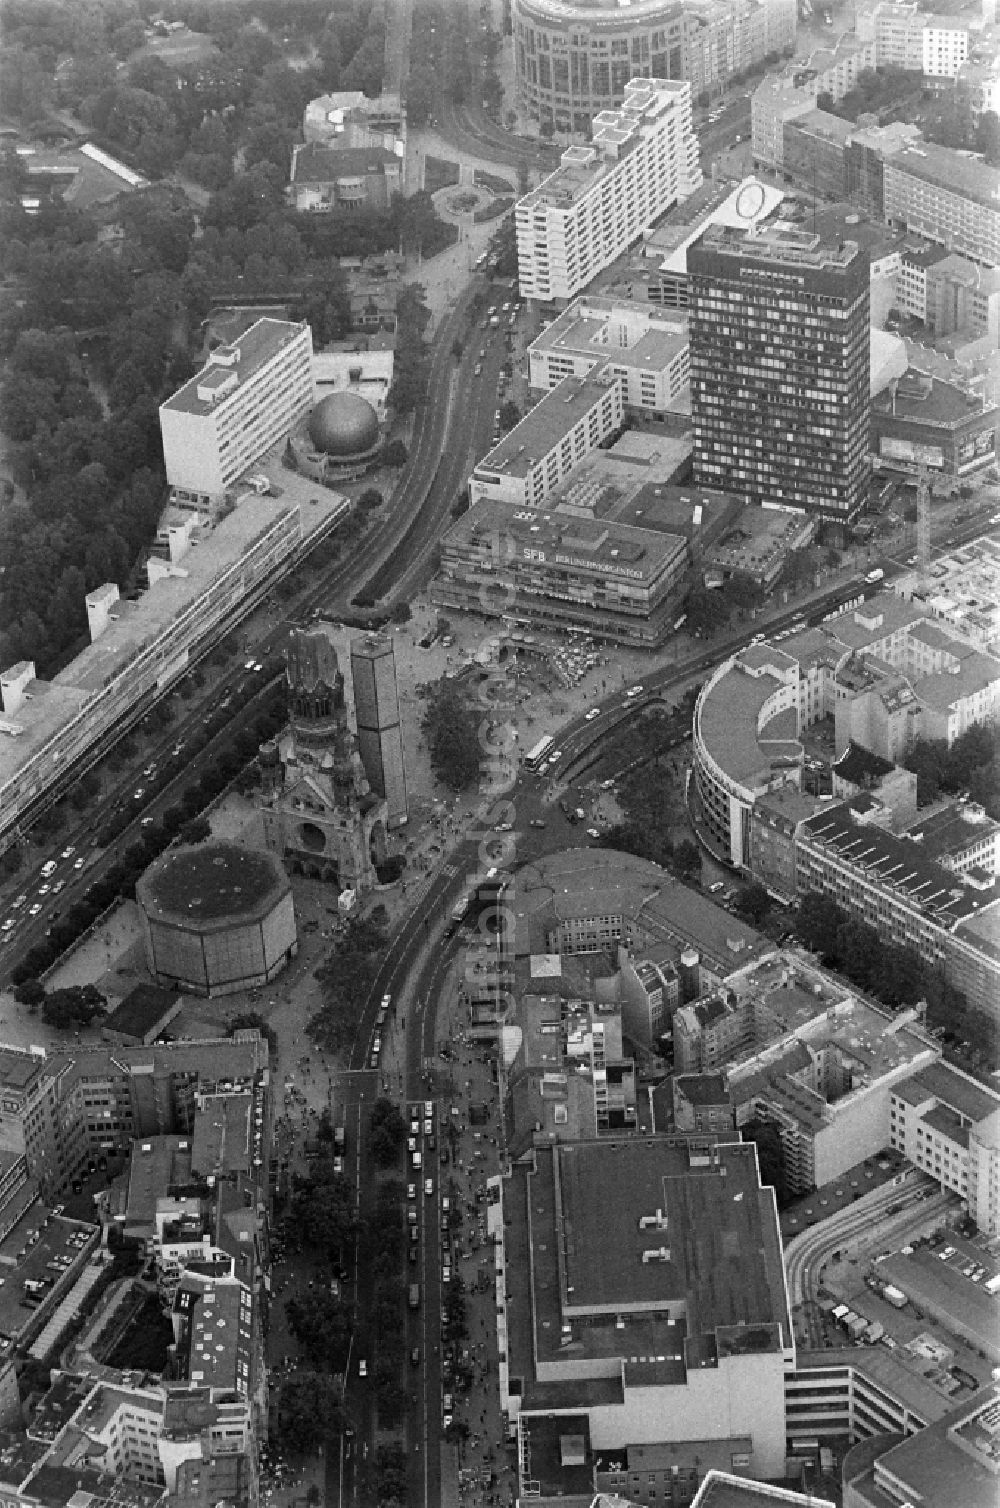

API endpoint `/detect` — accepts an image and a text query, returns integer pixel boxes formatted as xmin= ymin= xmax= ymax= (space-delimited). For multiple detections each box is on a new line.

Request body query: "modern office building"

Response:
xmin=527 ymin=294 xmax=690 ymax=416
xmin=499 ymin=1137 xmax=794 ymax=1493
xmin=159 ymin=318 xmax=314 ymax=508
xmin=515 ymin=78 xmax=702 ymax=304
xmin=469 ymin=372 xmax=624 ymax=510
xmin=350 ymin=633 xmax=407 ymax=827
xmin=433 ymin=492 xmax=689 ymax=645
xmin=511 ymin=0 xmax=796 ymax=131
xmin=882 ymin=142 xmax=1000 ymax=266
xmin=856 ymin=0 xmax=971 ymax=75
xmin=688 ymin=223 xmax=871 ymax=523
xmin=0 ymin=486 xmax=348 ymax=856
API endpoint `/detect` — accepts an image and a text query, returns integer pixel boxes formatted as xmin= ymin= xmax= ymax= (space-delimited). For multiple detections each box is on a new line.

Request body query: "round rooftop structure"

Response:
xmin=308 ymin=391 xmax=380 ymax=458
xmin=136 ymin=842 xmax=297 ymax=998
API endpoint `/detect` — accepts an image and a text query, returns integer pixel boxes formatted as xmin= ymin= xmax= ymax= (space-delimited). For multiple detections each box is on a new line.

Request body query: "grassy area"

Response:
xmin=424 ymin=155 xmax=461 ymax=193
xmin=105 ymin=1292 xmax=174 ymax=1373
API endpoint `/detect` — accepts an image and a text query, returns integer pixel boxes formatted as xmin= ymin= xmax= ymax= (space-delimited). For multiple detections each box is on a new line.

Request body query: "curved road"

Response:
xmin=784 ymin=1176 xmax=949 ymax=1347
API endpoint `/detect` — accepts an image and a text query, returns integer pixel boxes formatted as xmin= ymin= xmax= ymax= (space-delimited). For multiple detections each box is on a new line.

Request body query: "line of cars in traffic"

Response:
xmin=1 ymin=846 xmax=90 ymax=946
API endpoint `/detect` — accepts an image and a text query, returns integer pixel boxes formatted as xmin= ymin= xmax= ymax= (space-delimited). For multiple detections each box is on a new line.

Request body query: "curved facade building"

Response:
xmin=512 ymin=0 xmax=797 ymax=132
xmin=692 ymin=647 xmax=804 ymax=868
xmin=513 ymin=0 xmax=690 ymax=130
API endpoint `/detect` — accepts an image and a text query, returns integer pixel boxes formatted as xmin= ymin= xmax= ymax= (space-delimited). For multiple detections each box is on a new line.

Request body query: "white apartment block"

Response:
xmin=515 ymin=78 xmax=702 ymax=304
xmin=159 ymin=319 xmax=314 ymax=506
xmin=469 ymin=371 xmax=623 ymax=509
xmin=921 ymin=19 xmax=969 ymax=76
xmin=889 ymin=1063 xmax=1000 ymax=1233
xmin=527 ymin=293 xmax=689 ymax=414
xmin=884 ymin=145 xmax=1000 ymax=266
xmin=752 ymin=79 xmax=818 ymax=170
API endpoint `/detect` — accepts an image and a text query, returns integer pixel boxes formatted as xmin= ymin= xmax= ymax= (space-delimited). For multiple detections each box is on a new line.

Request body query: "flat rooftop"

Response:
xmin=1 ymin=487 xmax=346 ymax=788
xmin=873 ymin=371 xmax=994 ymax=427
xmin=694 ymin=220 xmax=864 ymax=271
xmin=530 ymin=295 xmax=689 ymax=368
xmin=849 ymin=1385 xmax=1000 ymax=1508
xmin=896 ymin=1060 xmax=1000 ymax=1124
xmin=889 ymin=141 xmax=1000 ymax=208
xmin=639 ymin=175 xmax=786 ymax=278
xmin=509 ymin=848 xmax=775 ymax=980
xmin=161 ymin=318 xmax=307 ymax=417
xmin=442 ymin=494 xmax=687 ymax=585
xmin=473 ymin=374 xmax=617 ymax=480
xmin=693 ymin=1473 xmax=835 ymax=1508
xmin=898 ymin=800 xmax=1000 ymax=864
xmin=697 ymin=658 xmax=803 ymax=789
xmin=528 ymin=1137 xmax=788 ymax=1360
xmin=138 ymin=841 xmax=288 ymax=925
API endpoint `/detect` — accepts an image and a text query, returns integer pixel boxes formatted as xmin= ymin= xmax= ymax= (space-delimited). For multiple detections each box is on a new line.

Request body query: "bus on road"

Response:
xmin=525 ymin=734 xmax=554 ymax=772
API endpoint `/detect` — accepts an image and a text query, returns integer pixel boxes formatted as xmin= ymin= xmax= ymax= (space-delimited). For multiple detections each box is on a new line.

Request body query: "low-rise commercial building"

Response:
xmin=891 ymin=532 xmax=1000 ymax=649
xmin=433 ymin=491 xmax=689 ymax=645
xmin=504 ymin=991 xmax=638 ymax=1156
xmin=0 ymin=484 xmax=348 ymax=856
xmin=500 ymin=1137 xmax=793 ymax=1490
xmin=872 ymin=369 xmax=998 ymax=479
xmin=302 ymin=90 xmax=405 ymax=154
xmin=515 ymin=78 xmax=702 ymax=303
xmin=289 ymin=141 xmax=402 ymax=214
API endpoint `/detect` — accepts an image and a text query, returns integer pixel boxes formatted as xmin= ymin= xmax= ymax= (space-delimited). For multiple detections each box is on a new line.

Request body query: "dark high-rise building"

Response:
xmin=688 ymin=222 xmax=871 ymax=522
xmin=350 ymin=633 xmax=407 ymax=827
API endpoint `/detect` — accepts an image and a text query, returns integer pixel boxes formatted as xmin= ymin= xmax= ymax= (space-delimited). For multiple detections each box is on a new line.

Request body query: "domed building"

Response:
xmin=136 ymin=843 xmax=297 ymax=997
xmin=289 ymin=390 xmax=382 ymax=481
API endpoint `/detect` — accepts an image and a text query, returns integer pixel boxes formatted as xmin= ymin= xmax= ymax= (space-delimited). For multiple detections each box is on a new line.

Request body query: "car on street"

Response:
xmin=529 ymin=818 xmax=546 ymax=828
xmin=60 ymin=847 xmax=75 ymax=860
xmin=134 ymin=788 xmax=144 ymax=801
xmin=358 ymin=1359 xmax=367 ymax=1378
xmin=74 ymin=858 xmax=85 ymax=870
xmin=585 ymin=708 xmax=600 ymax=721
xmin=29 ymin=904 xmax=41 ymax=916
xmin=423 ymin=1118 xmax=432 ymax=1135
xmin=626 ymin=684 xmax=645 ymax=698
xmin=407 ymin=1183 xmax=416 ymax=1199
xmin=586 ymin=828 xmax=600 ymax=839
xmin=38 ymin=884 xmax=50 ymax=896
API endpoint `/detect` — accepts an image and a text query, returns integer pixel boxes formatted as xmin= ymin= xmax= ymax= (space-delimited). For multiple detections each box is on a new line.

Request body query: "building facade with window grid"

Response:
xmin=515 ymin=78 xmax=702 ymax=304
xmin=688 ymin=223 xmax=871 ymax=522
xmin=159 ymin=319 xmax=314 ymax=507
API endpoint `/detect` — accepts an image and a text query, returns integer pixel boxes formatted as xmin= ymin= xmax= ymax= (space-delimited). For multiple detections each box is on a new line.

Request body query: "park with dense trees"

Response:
xmin=0 ymin=0 xmax=454 ymax=681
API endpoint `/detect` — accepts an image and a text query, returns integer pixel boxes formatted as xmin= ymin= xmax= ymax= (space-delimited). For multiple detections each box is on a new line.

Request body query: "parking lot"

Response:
xmin=878 ymin=1227 xmax=1000 ymax=1364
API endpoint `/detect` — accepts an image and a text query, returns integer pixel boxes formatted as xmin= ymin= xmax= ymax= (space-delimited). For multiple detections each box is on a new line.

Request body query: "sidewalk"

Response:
xmin=430 ymin=961 xmax=517 ymax=1508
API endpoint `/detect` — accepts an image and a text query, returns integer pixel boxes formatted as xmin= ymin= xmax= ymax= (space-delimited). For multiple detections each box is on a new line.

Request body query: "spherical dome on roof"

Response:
xmin=308 ymin=391 xmax=380 ymax=457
